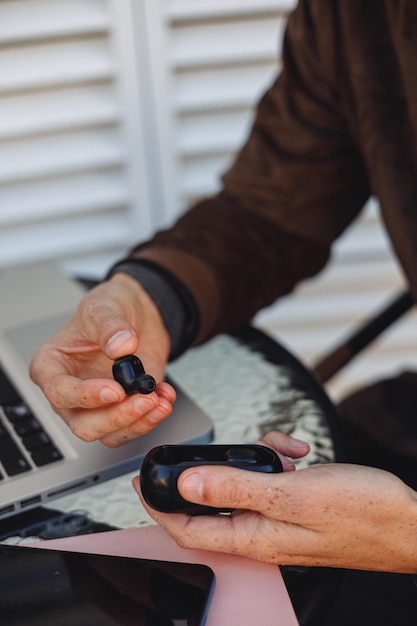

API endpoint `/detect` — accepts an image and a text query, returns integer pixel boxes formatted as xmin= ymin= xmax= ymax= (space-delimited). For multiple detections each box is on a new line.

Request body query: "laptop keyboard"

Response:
xmin=0 ymin=365 xmax=63 ymax=480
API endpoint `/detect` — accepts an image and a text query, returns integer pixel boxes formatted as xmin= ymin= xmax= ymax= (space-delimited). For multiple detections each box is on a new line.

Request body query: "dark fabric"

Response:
xmin=282 ymin=565 xmax=345 ymax=626
xmin=131 ymin=0 xmax=417 ymax=345
xmin=322 ymin=375 xmax=417 ymax=626
xmin=339 ymin=371 xmax=417 ymax=490
xmin=325 ymin=570 xmax=417 ymax=626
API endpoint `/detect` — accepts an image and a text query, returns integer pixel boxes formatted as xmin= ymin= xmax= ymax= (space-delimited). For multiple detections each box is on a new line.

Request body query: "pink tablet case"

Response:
xmin=34 ymin=525 xmax=298 ymax=626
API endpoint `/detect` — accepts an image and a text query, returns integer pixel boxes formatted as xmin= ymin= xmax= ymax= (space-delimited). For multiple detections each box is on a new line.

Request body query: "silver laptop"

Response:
xmin=0 ymin=263 xmax=213 ymax=520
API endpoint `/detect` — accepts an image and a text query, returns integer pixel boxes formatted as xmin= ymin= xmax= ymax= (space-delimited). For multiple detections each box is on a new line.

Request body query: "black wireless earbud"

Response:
xmin=112 ymin=355 xmax=156 ymax=395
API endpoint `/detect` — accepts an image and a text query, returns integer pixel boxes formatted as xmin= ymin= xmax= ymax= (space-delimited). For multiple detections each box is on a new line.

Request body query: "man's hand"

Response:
xmin=30 ymin=273 xmax=176 ymax=447
xmin=135 ymin=431 xmax=417 ymax=573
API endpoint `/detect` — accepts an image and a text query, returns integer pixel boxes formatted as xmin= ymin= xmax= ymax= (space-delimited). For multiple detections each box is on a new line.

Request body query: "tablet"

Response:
xmin=0 ymin=544 xmax=215 ymax=625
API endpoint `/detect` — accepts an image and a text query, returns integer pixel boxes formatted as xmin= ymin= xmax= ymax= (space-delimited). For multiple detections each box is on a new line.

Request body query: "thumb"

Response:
xmin=104 ymin=323 xmax=139 ymax=359
xmin=81 ymin=305 xmax=139 ymax=358
xmin=177 ymin=465 xmax=276 ymax=512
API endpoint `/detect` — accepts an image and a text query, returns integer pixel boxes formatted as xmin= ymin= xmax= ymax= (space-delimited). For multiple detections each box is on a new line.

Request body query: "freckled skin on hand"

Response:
xmin=137 ymin=461 xmax=417 ymax=572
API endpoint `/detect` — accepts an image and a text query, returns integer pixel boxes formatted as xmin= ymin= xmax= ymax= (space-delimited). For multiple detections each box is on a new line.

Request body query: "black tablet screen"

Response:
xmin=0 ymin=544 xmax=215 ymax=626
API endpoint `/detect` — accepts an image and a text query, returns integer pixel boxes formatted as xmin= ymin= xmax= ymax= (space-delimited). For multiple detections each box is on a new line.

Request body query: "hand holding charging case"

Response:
xmin=140 ymin=444 xmax=283 ymax=515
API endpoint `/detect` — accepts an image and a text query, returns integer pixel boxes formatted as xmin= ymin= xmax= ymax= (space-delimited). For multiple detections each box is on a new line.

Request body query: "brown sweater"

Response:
xmin=133 ymin=0 xmax=417 ymax=345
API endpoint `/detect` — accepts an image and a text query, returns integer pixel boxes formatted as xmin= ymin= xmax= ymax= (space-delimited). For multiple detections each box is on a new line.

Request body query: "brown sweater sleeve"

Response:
xmin=133 ymin=0 xmax=371 ymax=343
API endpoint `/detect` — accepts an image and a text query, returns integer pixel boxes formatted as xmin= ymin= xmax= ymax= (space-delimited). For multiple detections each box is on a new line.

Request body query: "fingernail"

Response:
xmin=290 ymin=437 xmax=308 ymax=448
xmin=147 ymin=407 xmax=166 ymax=423
xmin=133 ymin=396 xmax=155 ymax=414
xmin=100 ymin=387 xmax=119 ymax=403
xmin=181 ymin=472 xmax=203 ymax=500
xmin=106 ymin=330 xmax=134 ymax=353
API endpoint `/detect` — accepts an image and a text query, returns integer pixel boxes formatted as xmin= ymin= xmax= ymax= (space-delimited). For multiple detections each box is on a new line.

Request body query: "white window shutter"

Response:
xmin=0 ymin=0 xmax=153 ymax=273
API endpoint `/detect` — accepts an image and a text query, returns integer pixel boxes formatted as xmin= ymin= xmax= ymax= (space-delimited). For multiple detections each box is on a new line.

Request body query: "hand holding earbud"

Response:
xmin=112 ymin=355 xmax=156 ymax=395
xmin=30 ymin=273 xmax=175 ymax=446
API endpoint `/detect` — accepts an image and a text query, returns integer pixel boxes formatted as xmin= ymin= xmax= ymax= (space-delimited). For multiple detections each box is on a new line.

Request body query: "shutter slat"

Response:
xmin=0 ymin=171 xmax=127 ymax=224
xmin=170 ymin=18 xmax=285 ymax=68
xmin=256 ymin=307 xmax=417 ymax=364
xmin=257 ymin=289 xmax=407 ymax=330
xmin=178 ymin=109 xmax=253 ymax=155
xmin=174 ymin=63 xmax=279 ymax=112
xmin=0 ymin=129 xmax=124 ymax=185
xmin=0 ymin=39 xmax=115 ymax=94
xmin=0 ymin=212 xmax=131 ymax=267
xmin=0 ymin=0 xmax=110 ymax=43
xmin=0 ymin=84 xmax=119 ymax=140
xmin=289 ymin=258 xmax=405 ymax=295
xmin=167 ymin=0 xmax=297 ymax=21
